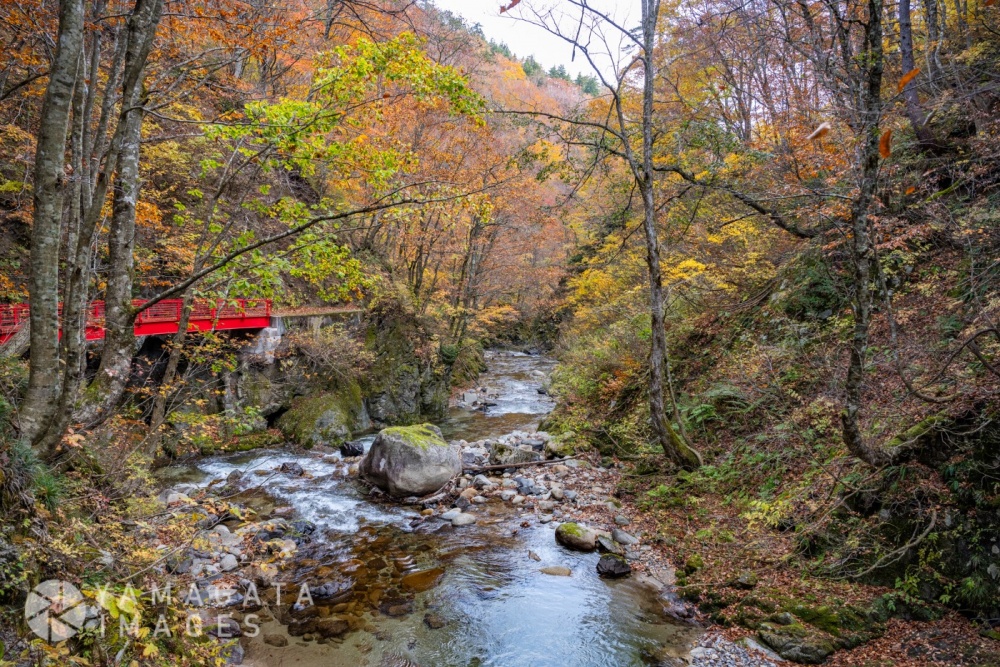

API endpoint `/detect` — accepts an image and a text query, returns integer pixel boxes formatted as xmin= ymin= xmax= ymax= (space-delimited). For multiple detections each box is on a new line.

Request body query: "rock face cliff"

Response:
xmin=358 ymin=299 xmax=450 ymax=426
xmin=241 ymin=301 xmax=450 ymax=449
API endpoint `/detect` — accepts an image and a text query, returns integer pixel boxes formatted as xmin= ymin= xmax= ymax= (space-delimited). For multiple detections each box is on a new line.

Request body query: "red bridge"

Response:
xmin=0 ymin=299 xmax=272 ymax=346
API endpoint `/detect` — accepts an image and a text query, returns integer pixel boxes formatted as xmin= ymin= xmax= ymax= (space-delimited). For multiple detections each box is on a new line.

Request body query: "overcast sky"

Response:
xmin=429 ymin=0 xmax=635 ymax=78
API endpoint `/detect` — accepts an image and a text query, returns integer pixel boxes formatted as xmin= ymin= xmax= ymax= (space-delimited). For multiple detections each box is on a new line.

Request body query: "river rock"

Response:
xmin=277 ymin=386 xmax=370 ymax=448
xmin=424 ymin=612 xmax=447 ymax=629
xmin=401 ymin=568 xmax=445 ymax=592
xmin=612 ymin=528 xmax=639 ymax=546
xmin=205 ymin=614 xmax=242 ymax=638
xmin=439 ymin=509 xmax=461 ymax=521
xmin=732 ymin=570 xmax=759 ymax=590
xmin=596 ymin=554 xmax=631 ymax=578
xmin=264 ymin=634 xmax=288 ymax=647
xmin=596 ymin=535 xmax=624 ymax=555
xmin=555 ymin=522 xmax=598 ymax=551
xmin=757 ymin=622 xmax=836 ymax=664
xmin=166 ymin=554 xmax=194 ymax=574
xmin=340 ymin=441 xmax=365 ymax=457
xmin=739 ymin=637 xmax=784 ymax=662
xmin=540 ymin=566 xmax=572 ymax=576
xmin=315 ymin=618 xmax=350 ymax=639
xmin=311 ymin=582 xmax=349 ymax=600
xmin=163 ymin=492 xmax=192 ymax=505
xmin=515 ymin=477 xmax=537 ymax=494
xmin=279 ymin=462 xmax=305 ymax=477
xmin=489 ymin=442 xmax=541 ymax=466
xmin=451 ymin=513 xmax=477 ymax=526
xmin=220 ymin=554 xmax=239 ymax=572
xmin=543 ymin=433 xmax=577 ymax=459
xmin=360 ymin=424 xmax=462 ymax=497
xmin=500 ymin=490 xmax=516 ymax=501
xmin=525 ymin=437 xmax=546 ymax=450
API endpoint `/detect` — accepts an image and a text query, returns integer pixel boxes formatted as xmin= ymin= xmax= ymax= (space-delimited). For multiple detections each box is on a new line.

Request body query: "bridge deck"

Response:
xmin=0 ymin=299 xmax=272 ymax=345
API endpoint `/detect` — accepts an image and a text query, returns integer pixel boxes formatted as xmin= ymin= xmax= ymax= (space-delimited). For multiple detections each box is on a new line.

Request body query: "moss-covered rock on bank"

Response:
xmin=361 ymin=298 xmax=451 ymax=425
xmin=277 ymin=382 xmax=371 ymax=448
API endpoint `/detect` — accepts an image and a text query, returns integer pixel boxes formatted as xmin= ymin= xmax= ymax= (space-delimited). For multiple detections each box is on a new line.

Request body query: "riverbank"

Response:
xmin=611 ymin=455 xmax=1000 ymax=667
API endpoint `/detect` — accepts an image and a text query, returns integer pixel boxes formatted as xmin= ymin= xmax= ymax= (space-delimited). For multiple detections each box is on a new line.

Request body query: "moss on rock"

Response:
xmin=544 ymin=432 xmax=578 ymax=459
xmin=555 ymin=522 xmax=599 ymax=551
xmin=684 ymin=553 xmax=705 ymax=574
xmin=277 ymin=382 xmax=369 ymax=448
xmin=757 ymin=621 xmax=836 ymax=664
xmin=232 ymin=430 xmax=285 ymax=452
xmin=378 ymin=424 xmax=447 ymax=450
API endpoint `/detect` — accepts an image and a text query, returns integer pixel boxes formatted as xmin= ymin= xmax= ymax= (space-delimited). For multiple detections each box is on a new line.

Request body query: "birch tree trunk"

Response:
xmin=29 ymin=0 xmax=164 ymax=456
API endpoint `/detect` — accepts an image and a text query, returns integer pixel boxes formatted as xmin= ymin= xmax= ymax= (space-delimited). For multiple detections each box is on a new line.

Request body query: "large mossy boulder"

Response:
xmin=277 ymin=382 xmax=370 ymax=448
xmin=360 ymin=424 xmax=461 ymax=497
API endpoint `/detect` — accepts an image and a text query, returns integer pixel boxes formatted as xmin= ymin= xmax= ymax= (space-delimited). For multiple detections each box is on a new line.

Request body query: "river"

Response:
xmin=159 ymin=350 xmax=701 ymax=666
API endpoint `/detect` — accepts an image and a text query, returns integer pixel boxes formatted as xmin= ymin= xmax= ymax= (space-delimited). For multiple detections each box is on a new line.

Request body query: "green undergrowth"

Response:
xmin=551 ymin=240 xmax=1000 ymax=650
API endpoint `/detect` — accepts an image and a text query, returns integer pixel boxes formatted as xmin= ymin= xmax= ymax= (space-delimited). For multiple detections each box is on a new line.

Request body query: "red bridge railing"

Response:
xmin=0 ymin=299 xmax=272 ymax=345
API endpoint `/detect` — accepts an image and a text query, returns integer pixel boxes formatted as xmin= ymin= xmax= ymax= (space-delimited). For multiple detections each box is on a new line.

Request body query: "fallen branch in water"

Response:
xmin=463 ymin=456 xmax=579 ymax=473
xmin=411 ymin=479 xmax=457 ymax=506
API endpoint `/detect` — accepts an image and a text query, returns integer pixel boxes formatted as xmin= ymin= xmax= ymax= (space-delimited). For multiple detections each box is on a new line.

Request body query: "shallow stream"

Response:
xmin=160 ymin=351 xmax=700 ymax=666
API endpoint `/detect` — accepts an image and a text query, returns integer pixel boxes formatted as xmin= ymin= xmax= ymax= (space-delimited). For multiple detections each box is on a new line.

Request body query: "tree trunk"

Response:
xmin=639 ymin=0 xmax=702 ymax=468
xmin=85 ymin=0 xmax=163 ymax=422
xmin=33 ymin=0 xmax=164 ymax=456
xmin=20 ymin=0 xmax=85 ymax=444
xmin=898 ymin=0 xmax=937 ymax=148
xmin=76 ymin=72 xmax=146 ymax=426
xmin=147 ymin=295 xmax=194 ymax=456
xmin=924 ymin=0 xmax=943 ymax=84
xmin=841 ymin=0 xmax=892 ymax=468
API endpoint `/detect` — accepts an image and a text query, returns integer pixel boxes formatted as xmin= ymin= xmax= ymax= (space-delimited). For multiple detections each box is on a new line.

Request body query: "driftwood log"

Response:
xmin=463 ymin=456 xmax=579 ymax=473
